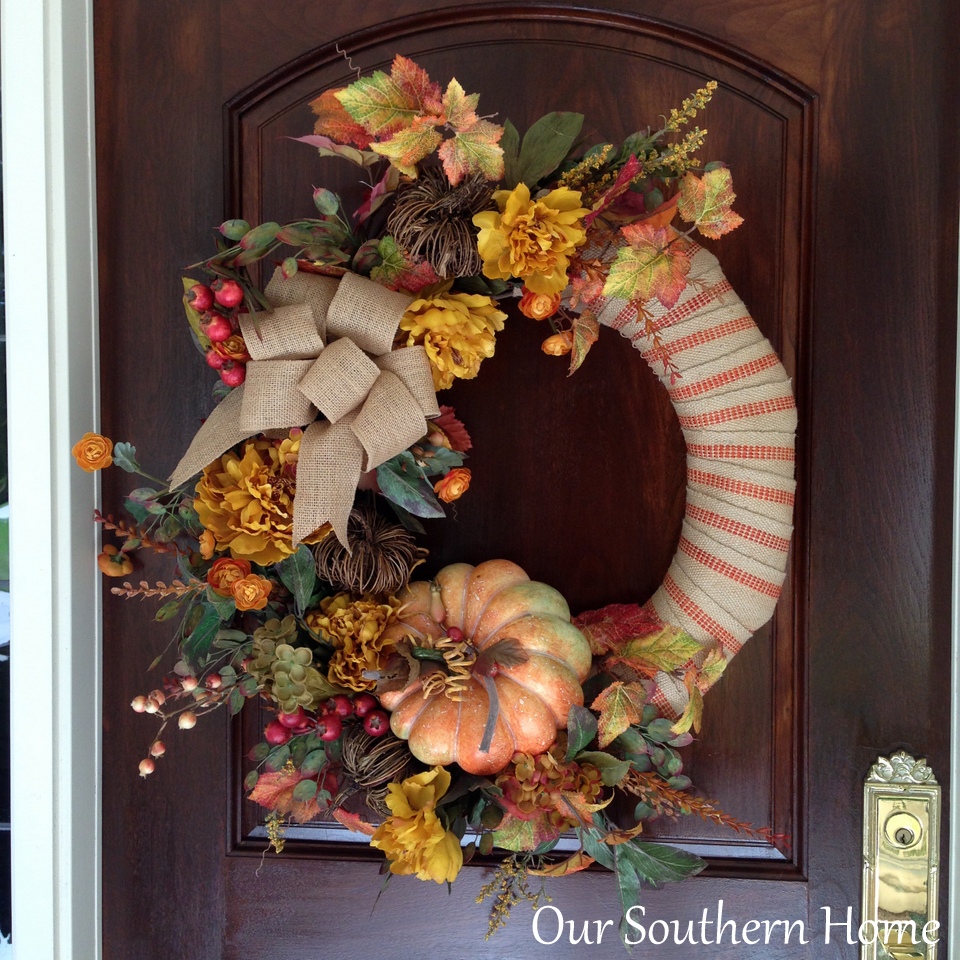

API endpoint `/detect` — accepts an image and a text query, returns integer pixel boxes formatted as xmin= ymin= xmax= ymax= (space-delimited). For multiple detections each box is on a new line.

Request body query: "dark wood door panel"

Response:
xmin=95 ymin=1 xmax=957 ymax=957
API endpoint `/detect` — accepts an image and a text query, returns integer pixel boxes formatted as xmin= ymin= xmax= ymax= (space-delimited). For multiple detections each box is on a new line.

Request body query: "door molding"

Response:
xmin=1 ymin=0 xmax=102 ymax=958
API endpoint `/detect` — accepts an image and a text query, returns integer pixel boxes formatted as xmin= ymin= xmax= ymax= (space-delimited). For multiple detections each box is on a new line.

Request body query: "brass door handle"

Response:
xmin=862 ymin=752 xmax=941 ymax=960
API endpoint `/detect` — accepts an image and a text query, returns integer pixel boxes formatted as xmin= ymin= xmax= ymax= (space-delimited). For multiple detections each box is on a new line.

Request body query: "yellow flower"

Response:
xmin=194 ymin=434 xmax=329 ymax=565
xmin=231 ymin=574 xmax=273 ymax=611
xmin=399 ymin=292 xmax=506 ymax=391
xmin=308 ymin=593 xmax=401 ymax=693
xmin=198 ymin=529 xmax=216 ymax=560
xmin=72 ymin=432 xmax=113 ymax=471
xmin=473 ymin=184 xmax=588 ymax=295
xmin=371 ymin=766 xmax=463 ymax=884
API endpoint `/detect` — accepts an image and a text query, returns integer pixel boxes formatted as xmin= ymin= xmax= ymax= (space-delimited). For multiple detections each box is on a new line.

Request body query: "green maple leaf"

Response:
xmin=567 ymin=309 xmax=600 ymax=376
xmin=603 ymin=223 xmax=693 ymax=308
xmin=591 ymin=681 xmax=647 ymax=748
xmin=438 ymin=119 xmax=504 ymax=185
xmin=371 ymin=120 xmax=443 ymax=175
xmin=336 ymin=55 xmax=442 ymax=138
xmin=493 ymin=811 xmax=563 ymax=852
xmin=616 ymin=626 xmax=701 ymax=675
xmin=441 ymin=77 xmax=479 ymax=131
xmin=677 ymin=167 xmax=745 ymax=239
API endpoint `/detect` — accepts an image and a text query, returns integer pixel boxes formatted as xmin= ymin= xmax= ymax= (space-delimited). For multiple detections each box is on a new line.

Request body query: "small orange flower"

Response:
xmin=519 ymin=288 xmax=561 ymax=321
xmin=541 ymin=331 xmax=574 ymax=357
xmin=434 ymin=467 xmax=471 ymax=503
xmin=231 ymin=574 xmax=273 ymax=611
xmin=212 ymin=334 xmax=250 ymax=363
xmin=97 ymin=544 xmax=133 ymax=577
xmin=207 ymin=557 xmax=252 ymax=597
xmin=199 ymin=530 xmax=216 ymax=561
xmin=72 ymin=432 xmax=113 ymax=472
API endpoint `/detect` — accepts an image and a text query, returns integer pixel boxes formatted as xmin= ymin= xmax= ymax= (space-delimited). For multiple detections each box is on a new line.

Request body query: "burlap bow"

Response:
xmin=169 ymin=269 xmax=440 ymax=547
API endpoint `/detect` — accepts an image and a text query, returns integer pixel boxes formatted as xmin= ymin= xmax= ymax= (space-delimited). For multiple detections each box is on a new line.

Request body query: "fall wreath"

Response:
xmin=76 ymin=55 xmax=795 ymax=941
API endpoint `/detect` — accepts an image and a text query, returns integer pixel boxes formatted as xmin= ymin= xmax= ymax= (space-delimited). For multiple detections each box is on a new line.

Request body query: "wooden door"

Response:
xmin=95 ymin=2 xmax=958 ymax=957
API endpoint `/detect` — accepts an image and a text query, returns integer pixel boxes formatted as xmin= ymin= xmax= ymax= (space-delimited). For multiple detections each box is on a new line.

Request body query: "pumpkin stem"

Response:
xmin=479 ymin=674 xmax=500 ymax=753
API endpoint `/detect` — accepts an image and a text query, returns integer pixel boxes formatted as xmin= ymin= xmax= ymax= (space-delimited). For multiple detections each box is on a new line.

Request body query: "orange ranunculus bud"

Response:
xmin=434 ymin=467 xmax=471 ymax=504
xmin=97 ymin=544 xmax=133 ymax=577
xmin=198 ymin=529 xmax=216 ymax=561
xmin=207 ymin=557 xmax=252 ymax=597
xmin=541 ymin=330 xmax=574 ymax=357
xmin=212 ymin=334 xmax=250 ymax=363
xmin=231 ymin=574 xmax=273 ymax=611
xmin=73 ymin=432 xmax=113 ymax=472
xmin=519 ymin=288 xmax=562 ymax=321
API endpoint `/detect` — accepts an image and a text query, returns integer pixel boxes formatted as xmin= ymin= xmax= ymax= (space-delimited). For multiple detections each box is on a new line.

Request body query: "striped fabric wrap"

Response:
xmin=594 ymin=243 xmax=796 ymax=717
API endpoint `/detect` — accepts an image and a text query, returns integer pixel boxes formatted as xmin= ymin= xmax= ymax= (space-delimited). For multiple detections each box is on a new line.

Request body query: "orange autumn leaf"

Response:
xmin=677 ymin=167 xmax=744 ymax=240
xmin=567 ymin=309 xmax=600 ymax=376
xmin=310 ymin=89 xmax=373 ymax=149
xmin=248 ymin=771 xmax=323 ymax=824
xmin=332 ymin=808 xmax=378 ymax=837
xmin=438 ymin=119 xmax=505 ymax=185
xmin=590 ymin=681 xmax=647 ymax=748
xmin=527 ymin=850 xmax=596 ymax=877
xmin=603 ymin=223 xmax=693 ymax=308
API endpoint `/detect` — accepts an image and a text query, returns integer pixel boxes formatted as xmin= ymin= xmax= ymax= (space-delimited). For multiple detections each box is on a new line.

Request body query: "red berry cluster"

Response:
xmin=187 ymin=279 xmax=251 ymax=387
xmin=262 ymin=693 xmax=389 ymax=747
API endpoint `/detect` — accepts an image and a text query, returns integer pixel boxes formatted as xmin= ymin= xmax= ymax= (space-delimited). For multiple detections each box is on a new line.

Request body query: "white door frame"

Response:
xmin=1 ymin=0 xmax=101 ymax=957
xmin=1 ymin=3 xmax=956 ymax=959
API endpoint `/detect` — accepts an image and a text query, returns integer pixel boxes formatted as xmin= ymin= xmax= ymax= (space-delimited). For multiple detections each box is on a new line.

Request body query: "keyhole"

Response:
xmin=895 ymin=827 xmax=915 ymax=846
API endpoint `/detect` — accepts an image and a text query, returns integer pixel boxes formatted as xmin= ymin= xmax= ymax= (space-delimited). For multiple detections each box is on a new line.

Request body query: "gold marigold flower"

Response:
xmin=231 ymin=574 xmax=273 ymax=611
xmin=371 ymin=766 xmax=463 ymax=884
xmin=194 ymin=434 xmax=330 ymax=566
xmin=308 ymin=593 xmax=401 ymax=693
xmin=541 ymin=330 xmax=574 ymax=356
xmin=473 ymin=184 xmax=588 ymax=295
xmin=399 ymin=292 xmax=506 ymax=391
xmin=434 ymin=467 xmax=471 ymax=503
xmin=73 ymin=432 xmax=113 ymax=472
xmin=198 ymin=529 xmax=216 ymax=561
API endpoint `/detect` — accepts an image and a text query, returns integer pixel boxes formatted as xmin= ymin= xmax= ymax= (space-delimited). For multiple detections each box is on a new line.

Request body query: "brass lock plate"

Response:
xmin=862 ymin=752 xmax=940 ymax=960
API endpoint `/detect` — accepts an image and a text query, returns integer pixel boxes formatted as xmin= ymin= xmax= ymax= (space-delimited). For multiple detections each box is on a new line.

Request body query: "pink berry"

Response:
xmin=326 ymin=694 xmax=354 ymax=719
xmin=181 ymin=676 xmax=199 ymax=692
xmin=138 ymin=758 xmax=156 ymax=778
xmin=212 ymin=278 xmax=244 ymax=308
xmin=205 ymin=349 xmax=225 ymax=370
xmin=219 ymin=362 xmax=246 ymax=388
xmin=315 ymin=713 xmax=342 ymax=742
xmin=446 ymin=626 xmax=464 ymax=642
xmin=205 ymin=674 xmax=222 ymax=690
xmin=130 ymin=695 xmax=148 ymax=713
xmin=264 ymin=720 xmax=292 ymax=746
xmin=187 ymin=284 xmax=214 ymax=312
xmin=204 ymin=314 xmax=233 ymax=343
xmin=178 ymin=711 xmax=197 ymax=730
xmin=363 ymin=710 xmax=390 ymax=737
xmin=149 ymin=740 xmax=166 ymax=757
xmin=352 ymin=693 xmax=378 ymax=718
xmin=278 ymin=706 xmax=307 ymax=729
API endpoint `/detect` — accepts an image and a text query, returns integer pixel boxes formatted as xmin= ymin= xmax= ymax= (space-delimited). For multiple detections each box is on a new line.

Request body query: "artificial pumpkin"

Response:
xmin=378 ymin=559 xmax=592 ymax=776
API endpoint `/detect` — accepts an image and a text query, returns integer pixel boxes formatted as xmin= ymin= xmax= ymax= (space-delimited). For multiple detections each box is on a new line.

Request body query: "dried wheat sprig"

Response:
xmin=94 ymin=510 xmax=185 ymax=555
xmin=111 ymin=579 xmax=204 ymax=600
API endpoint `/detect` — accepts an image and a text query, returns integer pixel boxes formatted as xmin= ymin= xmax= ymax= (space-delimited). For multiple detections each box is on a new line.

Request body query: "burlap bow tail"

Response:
xmin=169 ymin=269 xmax=439 ymax=547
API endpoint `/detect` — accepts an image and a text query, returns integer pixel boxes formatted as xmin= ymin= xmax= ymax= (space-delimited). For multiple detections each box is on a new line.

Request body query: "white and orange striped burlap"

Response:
xmin=594 ymin=243 xmax=797 ymax=717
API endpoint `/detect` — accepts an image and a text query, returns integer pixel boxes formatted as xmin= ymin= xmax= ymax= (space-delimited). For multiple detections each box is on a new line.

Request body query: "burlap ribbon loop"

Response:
xmin=169 ymin=269 xmax=440 ymax=547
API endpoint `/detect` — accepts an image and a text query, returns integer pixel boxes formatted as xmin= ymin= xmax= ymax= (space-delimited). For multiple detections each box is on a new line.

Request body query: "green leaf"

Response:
xmin=618 ymin=838 xmax=706 ymax=888
xmin=500 ymin=119 xmax=521 ymax=188
xmin=611 ymin=845 xmax=644 ymax=948
xmin=575 ymin=751 xmax=632 ymax=786
xmin=566 ymin=704 xmax=598 ymax=760
xmin=220 ymin=219 xmax=250 ymax=241
xmin=276 ymin=545 xmax=319 ymax=614
xmin=579 ymin=828 xmax=615 ymax=869
xmin=292 ymin=779 xmax=318 ymax=803
xmin=240 ymin=222 xmax=280 ymax=250
xmin=112 ymin=442 xmax=141 ymax=474
xmin=376 ymin=456 xmax=446 ymax=519
xmin=154 ymin=598 xmax=185 ymax=623
xmin=182 ymin=277 xmax=211 ymax=352
xmin=300 ymin=750 xmax=326 ymax=776
xmin=249 ymin=742 xmax=269 ymax=762
xmin=265 ymin=744 xmax=291 ymax=773
xmin=204 ymin=586 xmax=236 ymax=622
xmin=619 ymin=626 xmax=701 ymax=674
xmin=515 ymin=112 xmax=584 ymax=187
xmin=591 ymin=681 xmax=647 ymax=748
xmin=181 ymin=603 xmax=221 ymax=667
xmin=313 ymin=188 xmax=341 ymax=217
xmin=229 ymin=688 xmax=245 ymax=715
